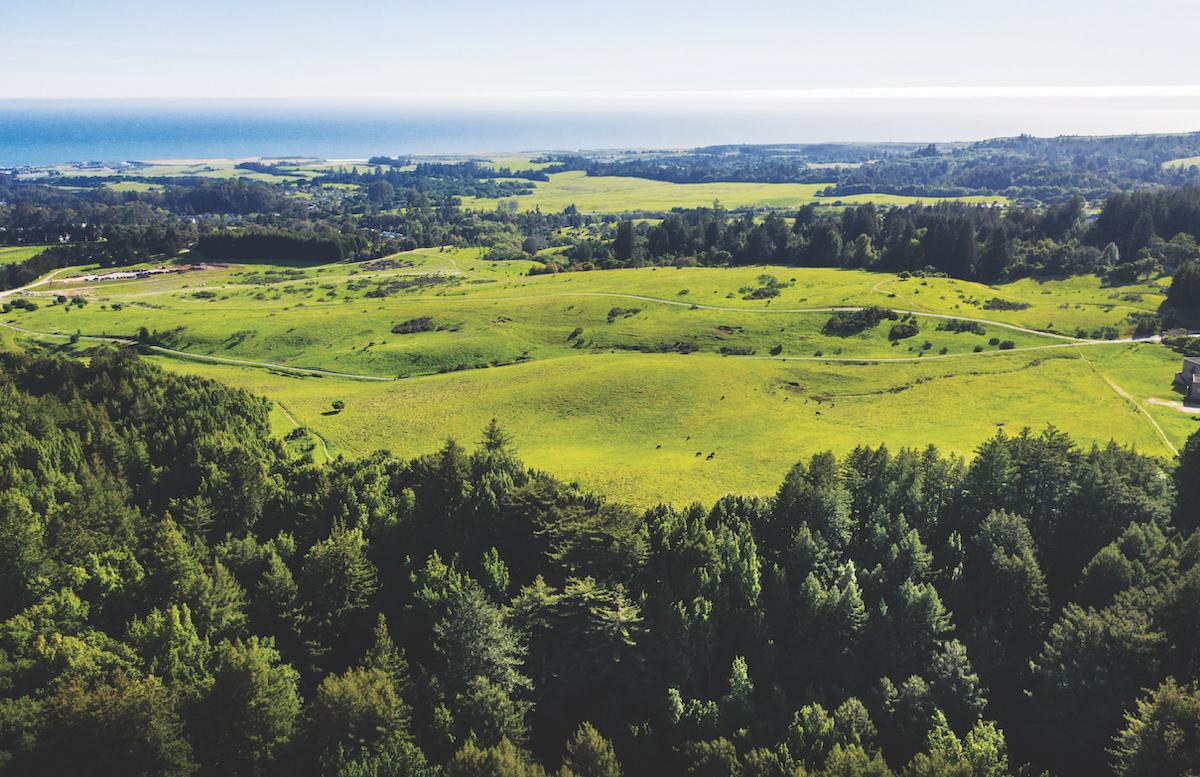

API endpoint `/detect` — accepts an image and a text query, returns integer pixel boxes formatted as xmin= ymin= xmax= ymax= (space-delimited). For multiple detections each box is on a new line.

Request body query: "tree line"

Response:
xmin=574 ymin=133 xmax=1200 ymax=202
xmin=545 ymin=190 xmax=1200 ymax=309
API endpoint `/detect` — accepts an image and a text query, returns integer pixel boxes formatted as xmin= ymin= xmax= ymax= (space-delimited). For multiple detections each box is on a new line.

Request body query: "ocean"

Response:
xmin=2 ymin=94 xmax=1200 ymax=166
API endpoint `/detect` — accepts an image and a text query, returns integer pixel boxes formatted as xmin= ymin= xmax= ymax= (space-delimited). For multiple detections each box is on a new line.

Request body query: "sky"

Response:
xmin=5 ymin=0 xmax=1199 ymax=100
xmin=3 ymin=0 xmax=1200 ymax=150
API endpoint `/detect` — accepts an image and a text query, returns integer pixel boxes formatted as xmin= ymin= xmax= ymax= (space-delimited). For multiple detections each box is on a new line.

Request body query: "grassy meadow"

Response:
xmin=27 ymin=155 xmax=1008 ymax=216
xmin=463 ymin=170 xmax=1006 ymax=213
xmin=1165 ymin=155 xmax=1200 ymax=169
xmin=148 ymin=347 xmax=1177 ymax=508
xmin=2 ymin=244 xmax=1189 ymax=507
xmin=0 ymin=246 xmax=54 ymax=266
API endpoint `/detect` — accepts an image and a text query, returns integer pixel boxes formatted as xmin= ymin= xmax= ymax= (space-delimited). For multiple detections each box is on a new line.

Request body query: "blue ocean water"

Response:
xmin=2 ymin=96 xmax=1199 ymax=166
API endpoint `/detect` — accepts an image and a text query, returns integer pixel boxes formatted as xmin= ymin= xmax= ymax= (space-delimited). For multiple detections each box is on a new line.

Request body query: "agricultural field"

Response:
xmin=21 ymin=155 xmax=1008 ymax=214
xmin=1165 ymin=155 xmax=1200 ymax=169
xmin=2 ymin=246 xmax=1189 ymax=507
xmin=461 ymin=169 xmax=1006 ymax=213
xmin=0 ymin=245 xmax=53 ymax=265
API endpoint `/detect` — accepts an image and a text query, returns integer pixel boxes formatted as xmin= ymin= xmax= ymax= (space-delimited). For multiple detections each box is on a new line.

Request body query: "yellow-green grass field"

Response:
xmin=1164 ymin=156 xmax=1200 ymax=170
xmin=462 ymin=171 xmax=1006 ymax=213
xmin=57 ymin=156 xmax=1008 ymax=215
xmin=474 ymin=155 xmax=556 ymax=172
xmin=106 ymin=182 xmax=162 ymax=193
xmin=0 ymin=246 xmax=53 ymax=266
xmin=3 ymin=253 xmax=1134 ymax=381
xmin=144 ymin=347 xmax=1181 ymax=508
xmin=3 ymin=251 xmax=1188 ymax=507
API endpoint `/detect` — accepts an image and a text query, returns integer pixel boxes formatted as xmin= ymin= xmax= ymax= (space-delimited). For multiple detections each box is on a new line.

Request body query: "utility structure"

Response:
xmin=1176 ymin=357 xmax=1200 ymax=400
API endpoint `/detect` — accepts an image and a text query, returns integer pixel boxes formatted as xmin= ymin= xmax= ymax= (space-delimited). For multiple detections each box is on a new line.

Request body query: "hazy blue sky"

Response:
xmin=5 ymin=0 xmax=1198 ymax=100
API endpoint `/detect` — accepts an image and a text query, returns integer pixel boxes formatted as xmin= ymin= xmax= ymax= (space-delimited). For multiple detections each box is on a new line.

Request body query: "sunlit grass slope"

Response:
xmin=464 ymin=171 xmax=1006 ymax=213
xmin=0 ymin=246 xmax=54 ymax=266
xmin=152 ymin=348 xmax=1176 ymax=508
xmin=3 ymin=249 xmax=1185 ymax=507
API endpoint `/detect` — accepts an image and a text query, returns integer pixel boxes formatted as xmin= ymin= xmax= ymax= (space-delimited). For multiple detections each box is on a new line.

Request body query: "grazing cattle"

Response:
xmin=816 ymin=411 xmax=821 ymax=415
xmin=656 ymin=445 xmax=661 ymax=449
xmin=706 ymin=452 xmax=715 ymax=460
xmin=720 ymin=396 xmax=725 ymax=400
xmin=695 ymin=452 xmax=702 ymax=457
xmin=686 ymin=436 xmax=690 ymax=441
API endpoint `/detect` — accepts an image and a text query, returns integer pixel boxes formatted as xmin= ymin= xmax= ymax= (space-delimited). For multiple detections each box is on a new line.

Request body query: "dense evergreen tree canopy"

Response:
xmin=0 ymin=350 xmax=1195 ymax=776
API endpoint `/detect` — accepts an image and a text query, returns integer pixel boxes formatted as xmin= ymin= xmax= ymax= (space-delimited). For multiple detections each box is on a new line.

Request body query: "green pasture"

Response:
xmin=9 ymin=258 xmax=1081 ymax=381
xmin=862 ymin=274 xmax=1163 ymax=335
xmin=64 ymin=155 xmax=1010 ymax=214
xmin=1164 ymin=156 xmax=1200 ymax=169
xmin=5 ymin=253 xmax=1187 ymax=505
xmin=0 ymin=246 xmax=51 ymax=266
xmin=106 ymin=182 xmax=161 ymax=193
xmin=462 ymin=171 xmax=1006 ymax=213
xmin=475 ymin=155 xmax=556 ymax=172
xmin=146 ymin=347 xmax=1178 ymax=508
xmin=120 ymin=160 xmax=322 ymax=182
xmin=1085 ymin=342 xmax=1200 ymax=451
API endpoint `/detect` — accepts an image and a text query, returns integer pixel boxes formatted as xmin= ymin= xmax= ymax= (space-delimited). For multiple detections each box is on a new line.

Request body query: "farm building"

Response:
xmin=1177 ymin=357 xmax=1200 ymax=400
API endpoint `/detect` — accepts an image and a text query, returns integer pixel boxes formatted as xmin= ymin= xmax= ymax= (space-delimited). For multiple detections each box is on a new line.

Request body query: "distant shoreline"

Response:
xmin=3 ymin=94 xmax=1199 ymax=166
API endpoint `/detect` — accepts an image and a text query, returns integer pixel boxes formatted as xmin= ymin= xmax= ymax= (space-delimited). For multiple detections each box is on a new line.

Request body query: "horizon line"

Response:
xmin=4 ymin=85 xmax=1200 ymax=104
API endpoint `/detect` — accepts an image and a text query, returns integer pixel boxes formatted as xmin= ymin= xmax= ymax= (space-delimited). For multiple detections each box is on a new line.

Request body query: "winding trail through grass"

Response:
xmin=0 ymin=320 xmax=396 ymax=381
xmin=411 ymin=248 xmax=483 ymax=279
xmin=737 ymin=338 xmax=1145 ymax=364
xmin=865 ymin=278 xmax=935 ymax=312
xmin=1073 ymin=345 xmax=1178 ymax=455
xmin=275 ymin=401 xmax=334 ymax=462
xmin=4 ymin=283 xmax=1152 ymax=380
xmin=412 ymin=289 xmax=1125 ymax=343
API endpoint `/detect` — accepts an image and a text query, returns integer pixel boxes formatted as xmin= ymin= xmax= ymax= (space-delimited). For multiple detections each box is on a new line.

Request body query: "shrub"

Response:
xmin=982 ymin=298 xmax=1031 ymax=311
xmin=392 ymin=317 xmax=434 ymax=334
xmin=889 ymin=319 xmax=920 ymax=340
xmin=1130 ymin=313 xmax=1161 ymax=337
xmin=824 ymin=306 xmax=897 ymax=336
xmin=989 ymin=337 xmax=1000 ymax=346
xmin=937 ymin=319 xmax=987 ymax=335
xmin=999 ymin=340 xmax=1015 ymax=350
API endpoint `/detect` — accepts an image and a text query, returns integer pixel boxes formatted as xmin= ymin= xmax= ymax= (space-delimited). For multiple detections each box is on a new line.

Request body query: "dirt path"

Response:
xmin=412 ymin=248 xmax=483 ymax=279
xmin=1074 ymin=346 xmax=1178 ymax=456
xmin=739 ymin=338 xmax=1129 ymax=364
xmin=0 ymin=320 xmax=397 ymax=381
xmin=1146 ymin=397 xmax=1200 ymax=415
xmin=864 ymin=278 xmax=936 ymax=312
xmin=401 ymin=288 xmax=1120 ymax=342
xmin=274 ymin=401 xmax=334 ymax=462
